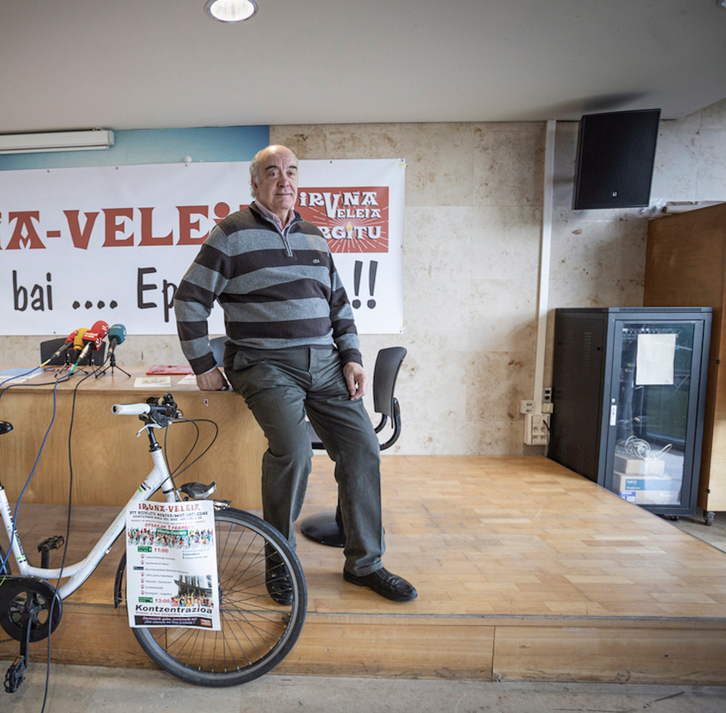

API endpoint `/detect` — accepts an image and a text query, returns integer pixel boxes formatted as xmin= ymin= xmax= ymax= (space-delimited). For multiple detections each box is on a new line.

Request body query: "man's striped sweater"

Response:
xmin=174 ymin=204 xmax=362 ymax=375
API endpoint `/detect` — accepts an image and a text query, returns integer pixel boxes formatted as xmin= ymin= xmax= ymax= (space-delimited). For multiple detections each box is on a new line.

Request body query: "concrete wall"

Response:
xmin=2 ymin=99 xmax=726 ymax=455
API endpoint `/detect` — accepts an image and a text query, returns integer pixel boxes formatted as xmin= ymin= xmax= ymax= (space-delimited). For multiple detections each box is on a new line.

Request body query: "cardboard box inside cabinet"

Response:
xmin=618 ymin=489 xmax=681 ymax=505
xmin=614 ymin=453 xmax=666 ymax=476
xmin=617 ymin=471 xmax=682 ymax=505
xmin=615 ymin=473 xmax=681 ymax=492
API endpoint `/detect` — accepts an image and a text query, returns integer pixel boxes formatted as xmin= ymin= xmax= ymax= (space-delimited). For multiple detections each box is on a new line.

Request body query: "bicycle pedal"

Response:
xmin=38 ymin=535 xmax=65 ymax=553
xmin=180 ymin=482 xmax=217 ymax=500
xmin=4 ymin=656 xmax=26 ymax=693
xmin=38 ymin=536 xmax=65 ymax=569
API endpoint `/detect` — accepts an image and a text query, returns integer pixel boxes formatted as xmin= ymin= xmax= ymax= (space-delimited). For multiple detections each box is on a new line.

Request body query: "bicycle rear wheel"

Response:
xmin=117 ymin=507 xmax=306 ymax=687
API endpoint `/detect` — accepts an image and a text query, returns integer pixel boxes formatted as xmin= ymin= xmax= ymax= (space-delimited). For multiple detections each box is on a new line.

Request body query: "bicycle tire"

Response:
xmin=117 ymin=507 xmax=306 ymax=687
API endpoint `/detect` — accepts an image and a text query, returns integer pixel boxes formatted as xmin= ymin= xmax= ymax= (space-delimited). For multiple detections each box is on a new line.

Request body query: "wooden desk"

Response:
xmin=0 ymin=367 xmax=265 ymax=509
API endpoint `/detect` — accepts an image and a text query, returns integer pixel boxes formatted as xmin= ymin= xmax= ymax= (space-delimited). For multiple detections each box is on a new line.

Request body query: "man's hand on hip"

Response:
xmin=196 ymin=367 xmax=229 ymax=391
xmin=343 ymin=362 xmax=369 ymax=400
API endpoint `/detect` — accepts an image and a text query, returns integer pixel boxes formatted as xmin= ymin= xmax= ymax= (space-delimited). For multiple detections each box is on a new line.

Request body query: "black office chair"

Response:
xmin=209 ymin=336 xmax=227 ymax=367
xmin=39 ymin=337 xmax=106 ymax=367
xmin=301 ymin=346 xmax=407 ymax=547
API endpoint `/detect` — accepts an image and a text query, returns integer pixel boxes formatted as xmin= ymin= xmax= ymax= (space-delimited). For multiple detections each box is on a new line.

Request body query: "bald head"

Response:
xmin=250 ymin=146 xmax=297 ymax=194
xmin=248 ymin=145 xmax=299 ymax=224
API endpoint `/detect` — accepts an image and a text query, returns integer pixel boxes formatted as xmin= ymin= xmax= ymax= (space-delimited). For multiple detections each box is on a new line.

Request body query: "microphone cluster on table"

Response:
xmin=43 ymin=322 xmax=127 ymax=374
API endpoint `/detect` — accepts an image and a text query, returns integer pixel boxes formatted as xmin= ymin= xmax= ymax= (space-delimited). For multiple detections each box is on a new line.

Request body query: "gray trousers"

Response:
xmin=224 ymin=346 xmax=385 ymax=576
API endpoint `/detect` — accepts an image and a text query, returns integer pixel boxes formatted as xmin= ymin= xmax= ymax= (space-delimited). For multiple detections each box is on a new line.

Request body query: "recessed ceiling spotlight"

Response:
xmin=718 ymin=0 xmax=726 ymax=8
xmin=205 ymin=0 xmax=258 ymax=23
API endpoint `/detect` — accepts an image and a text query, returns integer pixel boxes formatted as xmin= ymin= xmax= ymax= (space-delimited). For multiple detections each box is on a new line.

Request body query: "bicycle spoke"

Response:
xmin=125 ymin=508 xmax=306 ymax=686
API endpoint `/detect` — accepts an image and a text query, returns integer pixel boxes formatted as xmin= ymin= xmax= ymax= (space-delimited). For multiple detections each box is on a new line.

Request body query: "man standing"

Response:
xmin=174 ymin=145 xmax=416 ymax=603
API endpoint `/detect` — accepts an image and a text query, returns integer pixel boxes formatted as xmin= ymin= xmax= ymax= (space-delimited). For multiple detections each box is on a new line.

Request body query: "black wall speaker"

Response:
xmin=572 ymin=108 xmax=661 ymax=210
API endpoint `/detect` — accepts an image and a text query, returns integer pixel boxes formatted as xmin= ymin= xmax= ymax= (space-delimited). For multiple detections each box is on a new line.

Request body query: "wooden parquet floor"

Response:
xmin=3 ymin=456 xmax=726 ymax=683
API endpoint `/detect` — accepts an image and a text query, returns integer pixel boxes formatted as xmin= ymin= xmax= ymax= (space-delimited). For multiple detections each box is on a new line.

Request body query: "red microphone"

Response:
xmin=76 ymin=321 xmax=109 ymax=364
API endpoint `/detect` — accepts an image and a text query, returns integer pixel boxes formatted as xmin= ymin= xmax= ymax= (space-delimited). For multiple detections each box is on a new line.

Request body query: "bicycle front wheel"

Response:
xmin=118 ymin=507 xmax=306 ymax=687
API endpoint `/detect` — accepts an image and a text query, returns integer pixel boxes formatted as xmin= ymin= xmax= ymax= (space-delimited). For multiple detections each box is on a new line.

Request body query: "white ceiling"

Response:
xmin=2 ymin=0 xmax=726 ymax=134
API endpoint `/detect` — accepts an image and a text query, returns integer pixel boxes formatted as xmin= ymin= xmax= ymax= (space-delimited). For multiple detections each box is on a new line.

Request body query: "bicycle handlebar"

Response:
xmin=111 ymin=403 xmax=152 ymax=416
xmin=111 ymin=393 xmax=181 ymax=421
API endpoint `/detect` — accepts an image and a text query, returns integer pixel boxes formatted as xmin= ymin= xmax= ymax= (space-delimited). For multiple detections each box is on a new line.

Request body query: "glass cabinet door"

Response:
xmin=605 ymin=321 xmax=700 ymax=509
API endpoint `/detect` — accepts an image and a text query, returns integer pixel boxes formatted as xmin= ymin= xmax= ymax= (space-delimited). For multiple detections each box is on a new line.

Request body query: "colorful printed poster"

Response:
xmin=126 ymin=500 xmax=220 ymax=630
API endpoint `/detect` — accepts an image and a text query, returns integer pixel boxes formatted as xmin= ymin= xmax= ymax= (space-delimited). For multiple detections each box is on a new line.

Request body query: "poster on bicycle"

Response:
xmin=125 ymin=500 xmax=221 ymax=630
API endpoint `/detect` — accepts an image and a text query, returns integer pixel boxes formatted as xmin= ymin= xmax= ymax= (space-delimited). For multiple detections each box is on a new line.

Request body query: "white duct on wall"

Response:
xmin=533 ymin=119 xmax=557 ymax=413
xmin=522 ymin=119 xmax=556 ymax=447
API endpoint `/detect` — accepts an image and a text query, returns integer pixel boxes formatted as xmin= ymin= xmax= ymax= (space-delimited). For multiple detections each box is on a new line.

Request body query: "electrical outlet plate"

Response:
xmin=520 ymin=400 xmax=535 ymax=414
xmin=524 ymin=413 xmax=550 ymax=445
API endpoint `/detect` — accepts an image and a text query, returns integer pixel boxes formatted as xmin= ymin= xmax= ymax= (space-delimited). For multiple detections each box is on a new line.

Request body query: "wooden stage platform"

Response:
xmin=2 ymin=455 xmax=726 ymax=684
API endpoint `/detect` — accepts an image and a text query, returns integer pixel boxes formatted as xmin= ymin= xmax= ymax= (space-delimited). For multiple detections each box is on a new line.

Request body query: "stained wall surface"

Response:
xmin=2 ymin=100 xmax=725 ymax=455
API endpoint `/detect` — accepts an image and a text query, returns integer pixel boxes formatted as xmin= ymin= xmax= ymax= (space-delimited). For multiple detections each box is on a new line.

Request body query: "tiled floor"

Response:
xmin=1 ymin=664 xmax=726 ymax=713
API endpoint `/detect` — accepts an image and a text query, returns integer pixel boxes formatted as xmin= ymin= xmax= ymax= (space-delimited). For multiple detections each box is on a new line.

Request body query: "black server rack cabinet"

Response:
xmin=549 ymin=308 xmax=711 ymax=517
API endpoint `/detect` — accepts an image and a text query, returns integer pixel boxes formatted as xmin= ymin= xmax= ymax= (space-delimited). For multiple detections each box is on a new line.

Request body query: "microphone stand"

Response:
xmin=51 ymin=358 xmax=71 ymax=378
xmin=96 ymin=349 xmax=131 ymax=378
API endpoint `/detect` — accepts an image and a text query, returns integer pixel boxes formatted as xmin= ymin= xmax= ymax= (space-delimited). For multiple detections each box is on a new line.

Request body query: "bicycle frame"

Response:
xmin=1 ymin=397 xmax=309 ymax=694
xmin=0 ymin=424 xmax=178 ymax=601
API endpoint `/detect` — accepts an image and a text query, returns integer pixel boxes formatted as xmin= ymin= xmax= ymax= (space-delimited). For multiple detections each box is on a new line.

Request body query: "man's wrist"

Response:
xmin=190 ymin=351 xmax=218 ymax=376
xmin=339 ymin=349 xmax=363 ymax=366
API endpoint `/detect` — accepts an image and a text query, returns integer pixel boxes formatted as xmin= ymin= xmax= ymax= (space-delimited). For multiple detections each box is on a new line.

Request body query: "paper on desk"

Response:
xmin=0 ymin=367 xmax=44 ymax=385
xmin=134 ymin=376 xmax=172 ymax=388
xmin=146 ymin=365 xmax=193 ymax=375
xmin=177 ymin=374 xmax=197 ymax=385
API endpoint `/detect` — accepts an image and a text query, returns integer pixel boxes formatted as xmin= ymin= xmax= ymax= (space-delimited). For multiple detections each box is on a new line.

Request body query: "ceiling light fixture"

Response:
xmin=205 ymin=0 xmax=258 ymax=23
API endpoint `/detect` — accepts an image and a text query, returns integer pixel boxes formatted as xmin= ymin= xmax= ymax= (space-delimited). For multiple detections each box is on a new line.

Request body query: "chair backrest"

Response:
xmin=308 ymin=346 xmax=407 ymax=452
xmin=209 ymin=336 xmax=227 ymax=367
xmin=40 ymin=338 xmax=66 ymax=365
xmin=40 ymin=337 xmax=106 ymax=366
xmin=373 ymin=346 xmax=407 ymax=419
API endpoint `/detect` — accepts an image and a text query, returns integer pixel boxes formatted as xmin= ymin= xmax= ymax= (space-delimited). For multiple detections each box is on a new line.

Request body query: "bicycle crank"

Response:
xmin=0 ymin=576 xmax=63 ymax=643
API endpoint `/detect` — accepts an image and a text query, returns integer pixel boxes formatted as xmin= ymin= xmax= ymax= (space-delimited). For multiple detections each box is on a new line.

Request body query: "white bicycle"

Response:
xmin=0 ymin=393 xmax=307 ymax=693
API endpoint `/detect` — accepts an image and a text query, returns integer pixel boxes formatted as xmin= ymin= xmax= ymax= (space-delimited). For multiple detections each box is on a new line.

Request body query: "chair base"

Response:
xmin=300 ymin=512 xmax=346 ymax=548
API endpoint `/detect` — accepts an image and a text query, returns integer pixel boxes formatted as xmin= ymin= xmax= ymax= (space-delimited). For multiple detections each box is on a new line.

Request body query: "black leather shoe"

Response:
xmin=266 ymin=562 xmax=293 ymax=605
xmin=343 ymin=567 xmax=417 ymax=602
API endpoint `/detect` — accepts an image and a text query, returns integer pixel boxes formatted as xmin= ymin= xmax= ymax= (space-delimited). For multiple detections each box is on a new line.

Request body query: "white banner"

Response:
xmin=126 ymin=500 xmax=220 ymax=630
xmin=0 ymin=159 xmax=405 ymax=336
